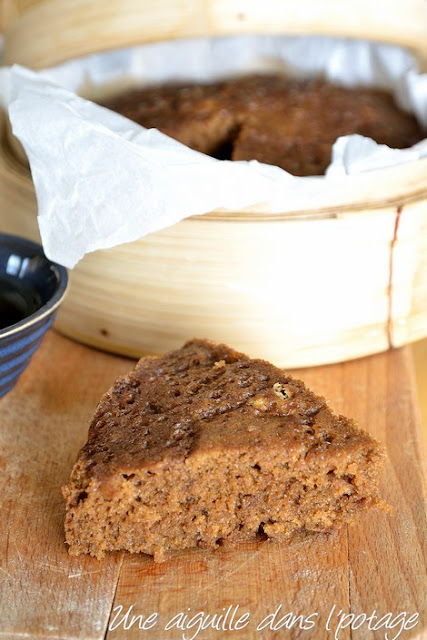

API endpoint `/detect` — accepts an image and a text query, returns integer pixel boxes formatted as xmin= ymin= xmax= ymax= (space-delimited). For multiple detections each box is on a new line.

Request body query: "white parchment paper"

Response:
xmin=1 ymin=36 xmax=427 ymax=268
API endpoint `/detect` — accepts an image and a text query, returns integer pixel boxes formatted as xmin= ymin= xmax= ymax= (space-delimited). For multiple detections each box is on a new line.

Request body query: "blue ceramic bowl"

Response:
xmin=0 ymin=233 xmax=68 ymax=398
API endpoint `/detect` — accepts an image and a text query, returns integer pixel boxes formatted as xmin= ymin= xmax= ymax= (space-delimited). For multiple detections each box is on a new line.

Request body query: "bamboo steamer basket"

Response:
xmin=1 ymin=0 xmax=427 ymax=367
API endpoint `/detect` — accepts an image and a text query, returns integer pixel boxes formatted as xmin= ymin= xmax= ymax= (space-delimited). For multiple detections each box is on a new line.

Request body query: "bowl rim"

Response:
xmin=0 ymin=232 xmax=68 ymax=339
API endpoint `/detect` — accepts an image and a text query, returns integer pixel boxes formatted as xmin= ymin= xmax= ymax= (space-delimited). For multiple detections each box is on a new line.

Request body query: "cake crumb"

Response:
xmin=249 ymin=396 xmax=268 ymax=411
xmin=273 ymin=382 xmax=294 ymax=400
xmin=214 ymin=360 xmax=226 ymax=368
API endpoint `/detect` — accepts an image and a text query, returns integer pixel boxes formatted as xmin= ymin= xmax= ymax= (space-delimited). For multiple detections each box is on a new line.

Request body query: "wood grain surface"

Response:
xmin=413 ymin=338 xmax=427 ymax=451
xmin=0 ymin=331 xmax=425 ymax=640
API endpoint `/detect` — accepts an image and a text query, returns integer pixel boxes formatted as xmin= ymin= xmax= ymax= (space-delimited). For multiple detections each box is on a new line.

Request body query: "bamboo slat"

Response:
xmin=3 ymin=0 xmax=427 ymax=70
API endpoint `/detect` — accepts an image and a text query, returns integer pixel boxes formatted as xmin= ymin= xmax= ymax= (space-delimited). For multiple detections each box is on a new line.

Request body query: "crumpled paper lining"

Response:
xmin=3 ymin=35 xmax=427 ymax=268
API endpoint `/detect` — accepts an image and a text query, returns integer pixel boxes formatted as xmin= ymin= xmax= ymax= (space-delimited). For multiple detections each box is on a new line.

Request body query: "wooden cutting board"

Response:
xmin=0 ymin=331 xmax=425 ymax=640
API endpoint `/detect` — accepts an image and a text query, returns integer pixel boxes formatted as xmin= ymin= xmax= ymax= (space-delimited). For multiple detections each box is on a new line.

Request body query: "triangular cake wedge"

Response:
xmin=63 ymin=339 xmax=387 ymax=561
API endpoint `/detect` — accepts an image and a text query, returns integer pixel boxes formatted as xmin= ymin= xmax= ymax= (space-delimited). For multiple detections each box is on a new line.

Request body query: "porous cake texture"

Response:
xmin=63 ymin=340 xmax=386 ymax=561
xmin=101 ymin=75 xmax=424 ymax=176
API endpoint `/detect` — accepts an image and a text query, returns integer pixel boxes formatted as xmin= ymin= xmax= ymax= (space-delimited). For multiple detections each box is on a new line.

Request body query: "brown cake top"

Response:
xmin=101 ymin=75 xmax=424 ymax=175
xmin=78 ymin=340 xmax=379 ymax=482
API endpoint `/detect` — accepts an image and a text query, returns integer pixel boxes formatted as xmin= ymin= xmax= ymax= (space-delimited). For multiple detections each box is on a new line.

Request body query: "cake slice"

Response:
xmin=63 ymin=339 xmax=386 ymax=561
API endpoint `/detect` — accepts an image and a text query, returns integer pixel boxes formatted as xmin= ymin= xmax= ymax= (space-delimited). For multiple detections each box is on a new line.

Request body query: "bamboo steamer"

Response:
xmin=1 ymin=0 xmax=427 ymax=366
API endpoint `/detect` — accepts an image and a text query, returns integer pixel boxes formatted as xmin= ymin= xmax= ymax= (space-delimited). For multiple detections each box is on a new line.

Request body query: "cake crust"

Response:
xmin=63 ymin=339 xmax=386 ymax=561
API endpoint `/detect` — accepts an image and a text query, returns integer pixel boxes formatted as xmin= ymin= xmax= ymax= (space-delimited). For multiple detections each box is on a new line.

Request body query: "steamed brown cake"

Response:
xmin=102 ymin=75 xmax=423 ymax=175
xmin=63 ymin=339 xmax=386 ymax=561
